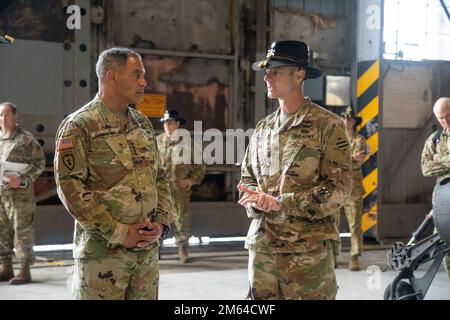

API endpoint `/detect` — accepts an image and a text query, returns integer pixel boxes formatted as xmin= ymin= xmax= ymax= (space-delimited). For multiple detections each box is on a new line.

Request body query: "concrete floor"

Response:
xmin=0 ymin=245 xmax=449 ymax=300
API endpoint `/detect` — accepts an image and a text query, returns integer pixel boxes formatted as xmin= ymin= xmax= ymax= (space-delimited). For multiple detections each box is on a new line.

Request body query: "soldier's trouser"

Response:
xmin=73 ymin=246 xmax=159 ymax=300
xmin=173 ymin=191 xmax=191 ymax=248
xmin=248 ymin=241 xmax=337 ymax=300
xmin=0 ymin=188 xmax=36 ymax=264
xmin=336 ymin=195 xmax=363 ymax=257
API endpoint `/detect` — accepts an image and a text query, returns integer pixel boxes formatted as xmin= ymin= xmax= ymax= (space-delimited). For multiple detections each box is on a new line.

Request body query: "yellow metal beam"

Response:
xmin=362 ymin=204 xmax=378 ymax=233
xmin=357 ymin=96 xmax=379 ymax=129
xmin=363 ymin=168 xmax=378 ymax=198
xmin=356 ymin=60 xmax=379 ymax=98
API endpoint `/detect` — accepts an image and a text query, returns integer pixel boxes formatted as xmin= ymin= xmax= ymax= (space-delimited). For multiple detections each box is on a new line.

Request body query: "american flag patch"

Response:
xmin=335 ymin=137 xmax=349 ymax=152
xmin=57 ymin=137 xmax=74 ymax=151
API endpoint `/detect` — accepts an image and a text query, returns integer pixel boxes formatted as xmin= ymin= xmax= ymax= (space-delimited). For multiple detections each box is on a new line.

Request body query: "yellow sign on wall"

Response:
xmin=137 ymin=94 xmax=166 ymax=117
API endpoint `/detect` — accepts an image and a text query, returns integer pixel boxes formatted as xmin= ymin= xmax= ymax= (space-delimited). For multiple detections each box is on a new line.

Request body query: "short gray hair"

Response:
xmin=0 ymin=102 xmax=17 ymax=114
xmin=95 ymin=47 xmax=142 ymax=82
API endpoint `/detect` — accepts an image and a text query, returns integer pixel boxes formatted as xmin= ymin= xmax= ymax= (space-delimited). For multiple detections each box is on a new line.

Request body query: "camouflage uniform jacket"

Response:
xmin=348 ymin=132 xmax=369 ymax=195
xmin=156 ymin=133 xmax=206 ymax=193
xmin=421 ymin=128 xmax=450 ymax=184
xmin=0 ymin=127 xmax=45 ymax=189
xmin=240 ymin=100 xmax=352 ymax=253
xmin=54 ymin=96 xmax=175 ymax=258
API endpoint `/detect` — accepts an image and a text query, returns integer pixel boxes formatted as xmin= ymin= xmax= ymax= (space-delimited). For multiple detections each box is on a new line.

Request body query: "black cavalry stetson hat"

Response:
xmin=160 ymin=110 xmax=186 ymax=125
xmin=252 ymin=40 xmax=323 ymax=79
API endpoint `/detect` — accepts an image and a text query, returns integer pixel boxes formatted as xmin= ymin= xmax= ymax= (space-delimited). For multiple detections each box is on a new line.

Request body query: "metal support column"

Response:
xmin=355 ymin=0 xmax=383 ymax=239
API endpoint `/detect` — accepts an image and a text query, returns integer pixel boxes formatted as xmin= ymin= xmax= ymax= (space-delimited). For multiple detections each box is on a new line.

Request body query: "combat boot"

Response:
xmin=0 ymin=258 xmax=14 ymax=281
xmin=349 ymin=255 xmax=360 ymax=271
xmin=9 ymin=262 xmax=31 ymax=285
xmin=178 ymin=244 xmax=190 ymax=263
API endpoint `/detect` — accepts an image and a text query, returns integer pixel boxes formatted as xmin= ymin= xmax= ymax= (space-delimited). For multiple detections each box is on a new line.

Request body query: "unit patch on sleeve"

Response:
xmin=335 ymin=137 xmax=349 ymax=152
xmin=63 ymin=153 xmax=75 ymax=170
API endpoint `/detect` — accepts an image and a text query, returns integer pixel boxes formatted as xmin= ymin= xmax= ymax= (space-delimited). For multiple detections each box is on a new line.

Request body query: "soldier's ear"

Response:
xmin=296 ymin=69 xmax=305 ymax=81
xmin=105 ymin=70 xmax=116 ymax=83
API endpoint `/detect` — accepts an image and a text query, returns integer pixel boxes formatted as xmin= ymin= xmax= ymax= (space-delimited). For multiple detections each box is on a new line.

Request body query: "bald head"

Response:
xmin=0 ymin=102 xmax=18 ymax=134
xmin=0 ymin=102 xmax=17 ymax=114
xmin=433 ymin=97 xmax=450 ymax=129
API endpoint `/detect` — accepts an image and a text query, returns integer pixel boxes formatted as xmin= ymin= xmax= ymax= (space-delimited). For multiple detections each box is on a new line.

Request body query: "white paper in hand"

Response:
xmin=0 ymin=160 xmax=30 ymax=186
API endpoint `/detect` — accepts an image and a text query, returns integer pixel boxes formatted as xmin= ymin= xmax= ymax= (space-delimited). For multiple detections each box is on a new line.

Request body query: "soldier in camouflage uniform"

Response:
xmin=335 ymin=106 xmax=370 ymax=271
xmin=0 ymin=102 xmax=45 ymax=285
xmin=156 ymin=110 xmax=206 ymax=263
xmin=238 ymin=41 xmax=352 ymax=300
xmin=54 ymin=48 xmax=174 ymax=300
xmin=421 ymin=97 xmax=450 ymax=279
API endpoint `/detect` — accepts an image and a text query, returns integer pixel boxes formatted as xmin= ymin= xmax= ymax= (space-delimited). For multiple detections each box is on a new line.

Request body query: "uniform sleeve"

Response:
xmin=189 ymin=164 xmax=206 ymax=185
xmin=186 ymin=140 xmax=206 ymax=185
xmin=54 ymin=119 xmax=129 ymax=245
xmin=146 ymin=121 xmax=175 ymax=228
xmin=354 ymin=135 xmax=369 ymax=156
xmin=421 ymin=133 xmax=450 ymax=177
xmin=239 ymin=129 xmax=263 ymax=218
xmin=22 ymin=136 xmax=45 ymax=184
xmin=278 ymin=120 xmax=352 ymax=220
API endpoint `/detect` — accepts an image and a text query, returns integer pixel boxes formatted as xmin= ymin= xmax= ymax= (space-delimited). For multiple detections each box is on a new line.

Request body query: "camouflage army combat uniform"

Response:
xmin=335 ymin=131 xmax=369 ymax=257
xmin=240 ymin=99 xmax=352 ymax=300
xmin=0 ymin=127 xmax=45 ymax=265
xmin=54 ymin=96 xmax=174 ymax=299
xmin=421 ymin=129 xmax=450 ymax=278
xmin=156 ymin=133 xmax=205 ymax=255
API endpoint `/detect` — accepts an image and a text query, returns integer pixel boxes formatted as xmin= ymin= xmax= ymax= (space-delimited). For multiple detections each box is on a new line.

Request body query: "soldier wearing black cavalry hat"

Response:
xmin=238 ymin=40 xmax=352 ymax=299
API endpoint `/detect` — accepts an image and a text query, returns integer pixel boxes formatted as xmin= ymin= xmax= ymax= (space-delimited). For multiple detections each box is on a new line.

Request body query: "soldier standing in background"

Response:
xmin=238 ymin=40 xmax=352 ymax=299
xmin=421 ymin=97 xmax=450 ymax=279
xmin=54 ymin=48 xmax=174 ymax=299
xmin=0 ymin=102 xmax=45 ymax=285
xmin=335 ymin=106 xmax=369 ymax=271
xmin=157 ymin=110 xmax=206 ymax=263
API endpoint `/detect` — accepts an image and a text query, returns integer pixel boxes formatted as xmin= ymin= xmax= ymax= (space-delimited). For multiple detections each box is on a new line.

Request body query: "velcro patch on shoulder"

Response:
xmin=335 ymin=137 xmax=349 ymax=152
xmin=57 ymin=137 xmax=74 ymax=151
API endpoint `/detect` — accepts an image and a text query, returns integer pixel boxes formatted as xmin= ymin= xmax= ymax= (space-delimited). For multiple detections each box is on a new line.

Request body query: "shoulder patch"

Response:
xmin=62 ymin=153 xmax=75 ymax=170
xmin=57 ymin=137 xmax=74 ymax=151
xmin=335 ymin=136 xmax=349 ymax=152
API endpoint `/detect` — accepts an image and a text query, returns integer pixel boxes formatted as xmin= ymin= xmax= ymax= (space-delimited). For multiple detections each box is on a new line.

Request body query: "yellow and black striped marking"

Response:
xmin=356 ymin=59 xmax=379 ymax=237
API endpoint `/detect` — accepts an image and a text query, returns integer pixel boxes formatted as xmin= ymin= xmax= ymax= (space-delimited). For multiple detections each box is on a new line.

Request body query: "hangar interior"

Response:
xmin=0 ymin=0 xmax=450 ymax=300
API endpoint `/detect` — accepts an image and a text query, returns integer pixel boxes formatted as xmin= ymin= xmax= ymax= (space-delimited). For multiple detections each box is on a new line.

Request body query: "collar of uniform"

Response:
xmin=287 ymin=99 xmax=313 ymax=130
xmin=94 ymin=95 xmax=131 ymax=129
xmin=0 ymin=126 xmax=19 ymax=140
xmin=267 ymin=97 xmax=313 ymax=132
xmin=162 ymin=132 xmax=184 ymax=146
